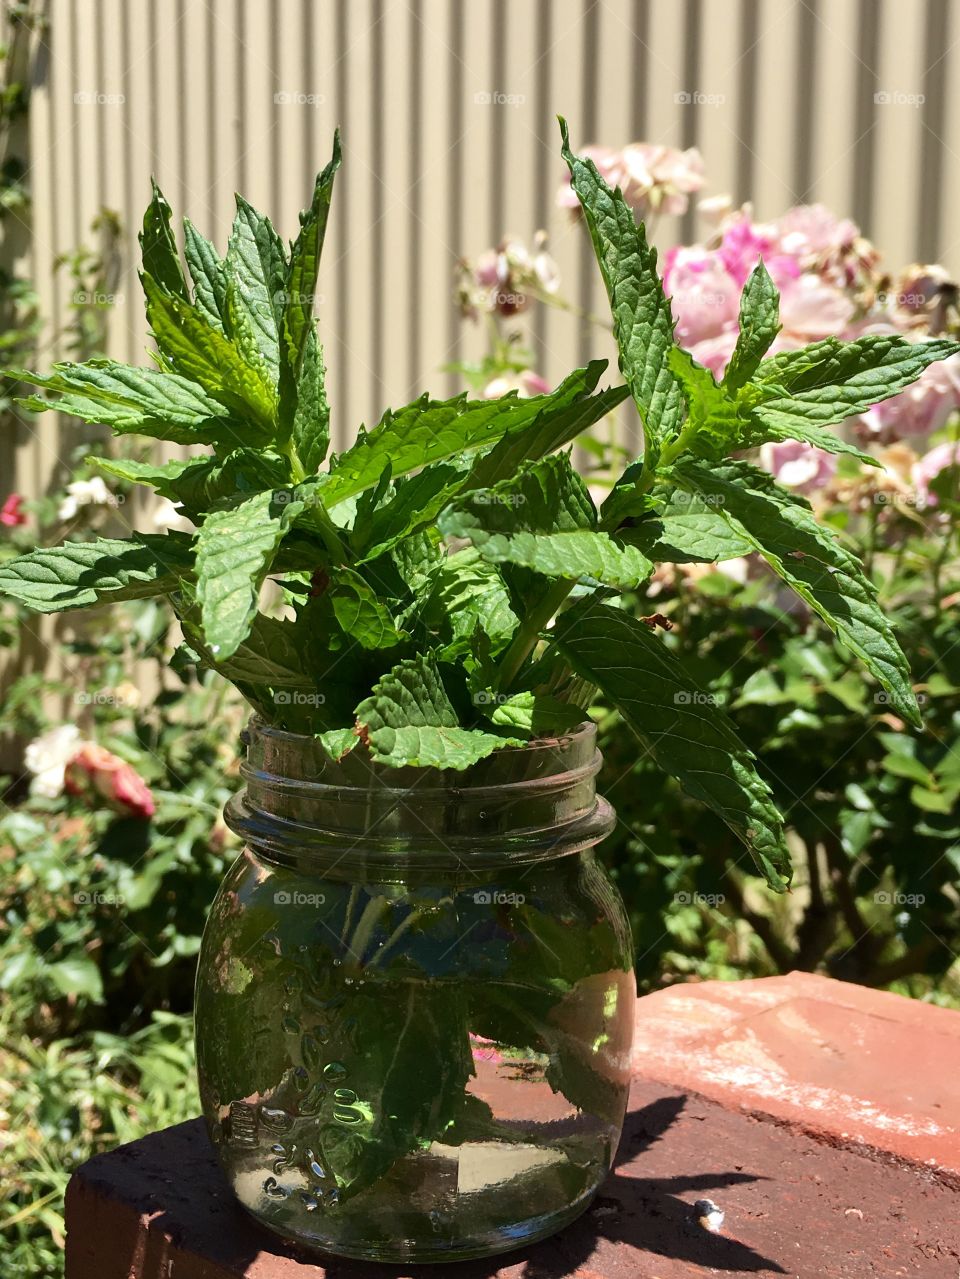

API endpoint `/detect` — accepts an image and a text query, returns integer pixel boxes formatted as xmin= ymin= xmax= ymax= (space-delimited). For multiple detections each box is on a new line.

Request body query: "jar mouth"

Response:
xmin=224 ymin=717 xmax=614 ymax=868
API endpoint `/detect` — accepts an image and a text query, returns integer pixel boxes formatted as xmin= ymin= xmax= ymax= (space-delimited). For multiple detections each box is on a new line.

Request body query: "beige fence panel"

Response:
xmin=0 ymin=0 xmax=945 ymax=521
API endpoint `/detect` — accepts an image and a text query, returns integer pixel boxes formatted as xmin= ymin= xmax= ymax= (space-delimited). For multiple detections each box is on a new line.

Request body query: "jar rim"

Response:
xmin=241 ymin=714 xmax=599 ymax=778
xmin=224 ymin=715 xmax=614 ymax=867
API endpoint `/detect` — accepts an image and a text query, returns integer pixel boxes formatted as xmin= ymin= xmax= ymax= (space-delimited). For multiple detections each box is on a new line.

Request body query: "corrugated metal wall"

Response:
xmin=8 ymin=0 xmax=960 ymax=488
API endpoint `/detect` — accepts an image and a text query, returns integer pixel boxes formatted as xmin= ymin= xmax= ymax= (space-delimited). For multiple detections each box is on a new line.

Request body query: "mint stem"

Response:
xmin=494 ymin=578 xmax=575 ymax=693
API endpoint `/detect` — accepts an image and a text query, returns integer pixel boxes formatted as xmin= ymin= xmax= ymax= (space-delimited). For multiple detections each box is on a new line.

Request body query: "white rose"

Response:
xmin=151 ymin=498 xmax=194 ymax=533
xmin=58 ymin=476 xmax=114 ymax=521
xmin=24 ymin=724 xmax=83 ymax=798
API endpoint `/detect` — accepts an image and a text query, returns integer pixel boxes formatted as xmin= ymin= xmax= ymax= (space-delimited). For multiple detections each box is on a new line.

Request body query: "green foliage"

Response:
xmin=282 ymin=132 xmax=341 ymax=379
xmin=596 ymin=514 xmax=960 ymax=999
xmin=0 ymin=534 xmax=193 ymax=611
xmin=666 ymin=346 xmax=741 ymax=459
xmin=355 ymin=654 xmax=522 ymax=767
xmin=141 ymin=271 xmax=278 ymax=433
xmin=193 ymin=489 xmax=303 ymax=657
xmin=559 ymin=116 xmax=682 ymax=468
xmin=292 ymin=328 xmax=330 ymax=473
xmin=3 ymin=108 xmax=960 ymax=1275
xmin=723 ymin=261 xmax=781 ymax=392
xmin=1 ymin=1009 xmax=197 ymax=1277
xmin=749 ymin=333 xmax=959 ymax=430
xmin=225 ymin=195 xmax=287 ymax=380
xmin=553 ymin=600 xmax=790 ymax=887
xmin=4 ymin=120 xmax=957 ymax=889
xmin=439 ymin=454 xmax=654 ymax=588
xmin=140 ymin=180 xmax=188 ymax=299
xmin=13 ymin=361 xmax=239 ymax=443
xmin=673 ymin=459 xmax=920 ymax=725
xmin=0 ymin=670 xmax=242 ymax=1026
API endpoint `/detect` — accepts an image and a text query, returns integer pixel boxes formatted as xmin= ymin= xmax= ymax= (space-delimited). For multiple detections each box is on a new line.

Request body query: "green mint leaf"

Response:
xmin=0 ymin=534 xmax=192 ymax=613
xmin=169 ymin=448 xmax=290 ymax=515
xmin=318 ymin=364 xmax=607 ymax=510
xmin=723 ymin=260 xmax=781 ymax=393
xmin=749 ymin=334 xmax=960 ymax=432
xmin=354 ymin=462 xmax=465 ymax=563
xmin=313 ymin=983 xmax=473 ymax=1198
xmin=178 ymin=605 xmax=362 ymax=733
xmin=194 ymin=489 xmax=302 ymax=658
xmin=183 ymin=611 xmax=310 ymax=687
xmin=667 ymin=346 xmax=741 ymax=459
xmin=440 ymin=454 xmax=653 ymax=589
xmin=485 ymin=691 xmax=584 ymax=736
xmin=674 ymin=457 xmax=921 ymax=726
xmin=465 ymin=378 xmax=630 ymax=490
xmin=553 ymin=599 xmax=791 ymax=889
xmin=96 ymin=448 xmax=289 ymax=517
xmin=283 ymin=131 xmax=341 ymax=377
xmin=741 ymin=417 xmax=880 ymax=465
xmin=355 ymin=654 xmax=522 ymax=768
xmin=183 ymin=217 xmax=227 ymax=330
xmin=626 ymin=488 xmax=752 ymax=563
xmin=326 ymin=567 xmax=407 ymax=650
xmin=559 ymin=117 xmax=682 ymax=461
xmin=225 ymin=195 xmax=287 ymax=381
xmin=292 ymin=327 xmax=330 ymax=474
xmin=421 ymin=547 xmax=519 ymax=659
xmin=140 ymin=179 xmax=188 ymax=300
xmin=14 ymin=360 xmax=238 ymax=445
xmin=178 ymin=590 xmax=372 ymax=731
xmin=88 ymin=455 xmax=200 ymax=493
xmin=390 ymin=530 xmax=445 ymax=596
xmin=142 ymin=272 xmax=277 ymax=434
xmin=598 ymin=460 xmax=654 ymax=527
xmin=223 ymin=262 xmax=271 ymax=377
xmin=358 ymin=531 xmax=445 ymax=625
xmin=318 ymin=728 xmax=357 ymax=760
xmin=352 ymin=367 xmax=623 ymax=561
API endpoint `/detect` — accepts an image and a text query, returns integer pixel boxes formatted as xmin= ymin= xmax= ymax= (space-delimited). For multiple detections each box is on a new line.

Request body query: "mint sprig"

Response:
xmin=2 ymin=120 xmax=957 ymax=894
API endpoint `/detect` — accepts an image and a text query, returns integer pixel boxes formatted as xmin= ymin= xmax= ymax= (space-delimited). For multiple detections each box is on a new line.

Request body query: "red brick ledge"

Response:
xmin=63 ymin=977 xmax=960 ymax=1277
xmin=632 ymin=972 xmax=960 ymax=1178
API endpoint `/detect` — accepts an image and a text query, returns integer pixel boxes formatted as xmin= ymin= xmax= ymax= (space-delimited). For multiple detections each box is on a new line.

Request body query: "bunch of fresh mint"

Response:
xmin=2 ymin=121 xmax=954 ymax=890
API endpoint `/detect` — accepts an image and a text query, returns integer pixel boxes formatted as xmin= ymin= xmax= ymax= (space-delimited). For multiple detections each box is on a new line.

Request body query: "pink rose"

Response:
xmin=775 ymin=204 xmax=859 ymax=263
xmin=663 ymin=246 xmax=740 ymax=346
xmin=775 ymin=274 xmax=855 ymax=344
xmin=892 ymin=263 xmax=952 ymax=316
xmin=759 ymin=440 xmax=837 ymax=494
xmin=1 ymin=494 xmax=27 ymax=527
xmin=912 ymin=441 xmax=960 ymax=507
xmin=619 ymin=143 xmax=704 ymax=216
xmin=774 ymin=204 xmax=879 ymax=290
xmin=64 ymin=743 xmax=156 ymax=820
xmin=719 ymin=217 xmax=800 ymax=289
xmin=558 ymin=143 xmax=704 ymax=219
xmin=688 ymin=329 xmax=740 ymax=379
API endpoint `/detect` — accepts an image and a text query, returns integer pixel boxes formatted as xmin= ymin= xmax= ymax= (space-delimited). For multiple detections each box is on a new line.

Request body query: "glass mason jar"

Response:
xmin=195 ymin=718 xmax=635 ymax=1263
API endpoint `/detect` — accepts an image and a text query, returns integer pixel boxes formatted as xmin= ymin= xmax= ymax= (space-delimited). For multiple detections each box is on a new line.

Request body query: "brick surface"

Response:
xmin=632 ymin=973 xmax=960 ymax=1175
xmin=66 ymin=1051 xmax=960 ymax=1277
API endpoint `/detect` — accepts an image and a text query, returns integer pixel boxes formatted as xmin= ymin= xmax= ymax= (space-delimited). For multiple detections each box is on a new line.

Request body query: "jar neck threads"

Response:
xmin=224 ymin=718 xmax=613 ymax=869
